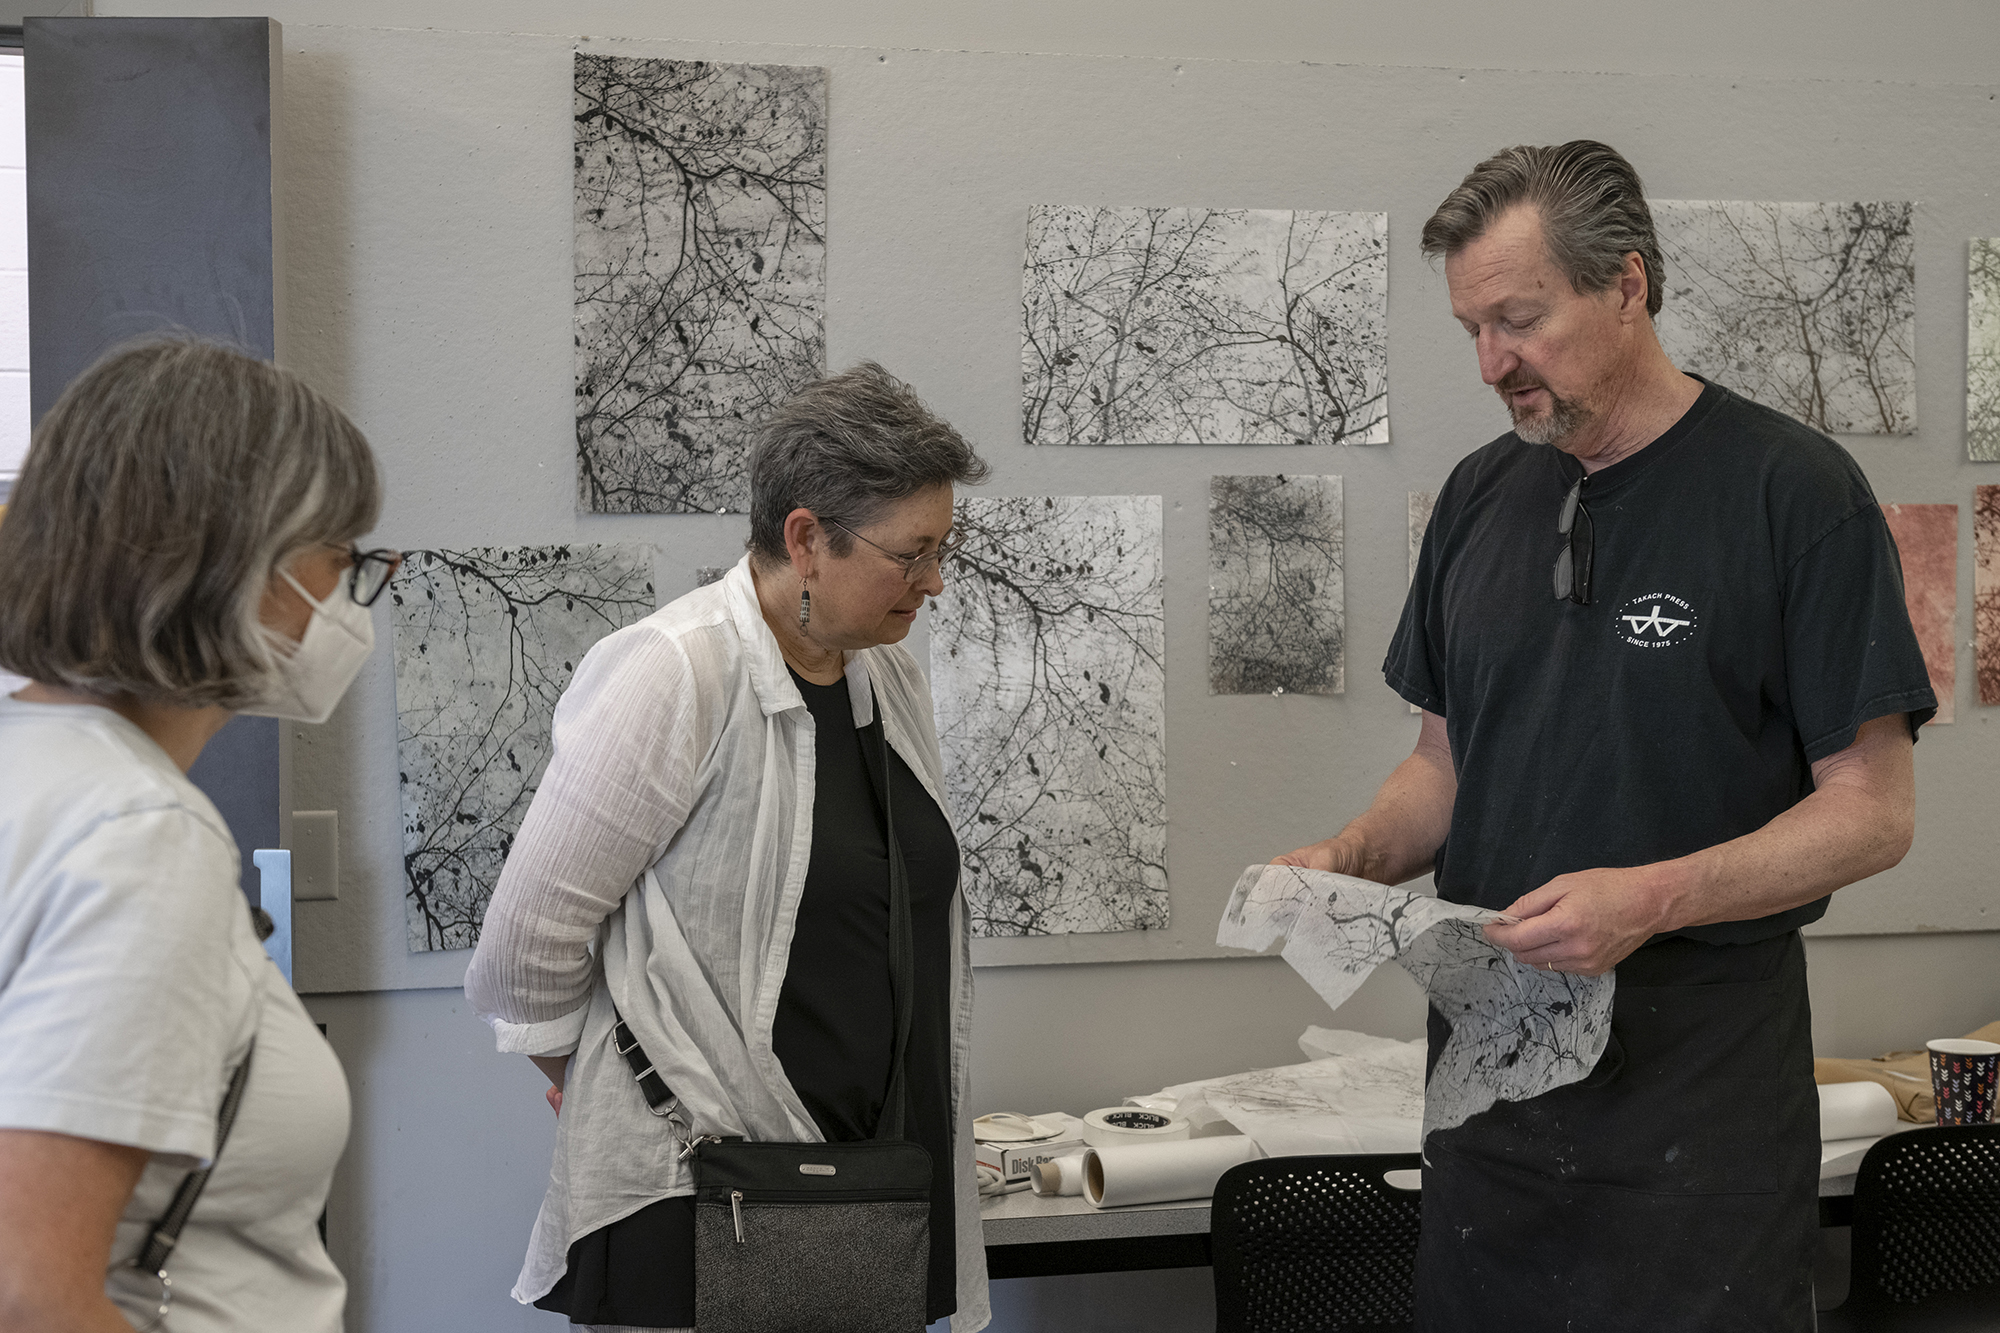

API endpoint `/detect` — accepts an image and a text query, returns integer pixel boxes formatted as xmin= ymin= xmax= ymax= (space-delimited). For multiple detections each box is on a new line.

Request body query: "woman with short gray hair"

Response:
xmin=0 ymin=338 xmax=388 ymax=1331
xmin=467 ymin=362 xmax=994 ymax=1331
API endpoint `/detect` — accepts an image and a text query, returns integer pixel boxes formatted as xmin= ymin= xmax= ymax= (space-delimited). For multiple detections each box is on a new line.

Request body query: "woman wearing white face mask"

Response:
xmin=0 ymin=338 xmax=386 ymax=1332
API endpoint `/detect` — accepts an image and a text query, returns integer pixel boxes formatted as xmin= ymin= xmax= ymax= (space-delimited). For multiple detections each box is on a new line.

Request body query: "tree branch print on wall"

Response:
xmin=1023 ymin=207 xmax=1388 ymax=447
xmin=1208 ymin=474 xmax=1343 ymax=695
xmin=1976 ymin=486 xmax=2000 ymax=706
xmin=1651 ymin=200 xmax=1916 ymax=435
xmin=394 ymin=545 xmax=656 ymax=952
xmin=574 ymin=54 xmax=826 ymax=513
xmin=1969 ymin=239 xmax=2000 ymax=461
xmin=930 ymin=495 xmax=1167 ymax=937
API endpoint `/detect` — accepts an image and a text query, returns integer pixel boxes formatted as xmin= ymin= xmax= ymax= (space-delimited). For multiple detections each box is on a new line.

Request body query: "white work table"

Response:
xmin=980 ymin=1161 xmax=1868 ymax=1279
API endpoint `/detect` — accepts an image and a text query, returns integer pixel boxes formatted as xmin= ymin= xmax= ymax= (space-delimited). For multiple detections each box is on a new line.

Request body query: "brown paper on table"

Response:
xmin=1815 ymin=1021 xmax=2000 ymax=1123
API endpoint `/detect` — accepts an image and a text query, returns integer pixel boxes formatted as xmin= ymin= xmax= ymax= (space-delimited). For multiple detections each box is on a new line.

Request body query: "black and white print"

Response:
xmin=574 ymin=54 xmax=827 ymax=514
xmin=394 ymin=545 xmax=656 ymax=952
xmin=1652 ymin=200 xmax=1916 ymax=435
xmin=1023 ymin=207 xmax=1388 ymax=447
xmin=1219 ymin=864 xmax=1615 ymax=1141
xmin=1207 ymin=474 xmax=1343 ymax=695
xmin=1970 ymin=239 xmax=2000 ymax=461
xmin=1407 ymin=491 xmax=1437 ymax=714
xmin=930 ymin=495 xmax=1167 ymax=937
xmin=1408 ymin=490 xmax=1436 ymax=585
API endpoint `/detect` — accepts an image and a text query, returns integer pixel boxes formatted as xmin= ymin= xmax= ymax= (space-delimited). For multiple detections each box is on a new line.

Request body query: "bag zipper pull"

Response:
xmin=731 ymin=1189 xmax=746 ymax=1244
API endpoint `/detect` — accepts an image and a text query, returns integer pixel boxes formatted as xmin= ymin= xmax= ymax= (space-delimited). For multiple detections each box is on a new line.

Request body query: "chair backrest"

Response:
xmin=1846 ymin=1124 xmax=2000 ymax=1310
xmin=1210 ymin=1153 xmax=1423 ymax=1333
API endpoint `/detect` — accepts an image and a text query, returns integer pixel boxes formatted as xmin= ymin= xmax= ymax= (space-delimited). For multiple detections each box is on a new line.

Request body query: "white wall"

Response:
xmin=70 ymin=4 xmax=2000 ymax=1331
xmin=0 ymin=50 xmax=27 ymax=484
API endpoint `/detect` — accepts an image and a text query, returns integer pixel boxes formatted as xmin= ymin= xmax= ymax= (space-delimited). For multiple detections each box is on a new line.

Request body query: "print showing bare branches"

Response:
xmin=1208 ymin=475 xmax=1343 ymax=695
xmin=1408 ymin=491 xmax=1436 ymax=586
xmin=1970 ymin=240 xmax=2000 ymax=461
xmin=1976 ymin=486 xmax=2000 ymax=705
xmin=394 ymin=545 xmax=656 ymax=952
xmin=1407 ymin=491 xmax=1437 ymax=715
xmin=694 ymin=565 xmax=728 ymax=588
xmin=1652 ymin=200 xmax=1916 ymax=435
xmin=1023 ymin=207 xmax=1388 ymax=447
xmin=930 ymin=496 xmax=1167 ymax=937
xmin=574 ymin=54 xmax=826 ymax=513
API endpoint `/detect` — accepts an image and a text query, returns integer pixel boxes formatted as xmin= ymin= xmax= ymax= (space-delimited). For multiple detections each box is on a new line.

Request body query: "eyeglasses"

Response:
xmin=1553 ymin=477 xmax=1592 ymax=605
xmin=348 ymin=547 xmax=404 ymax=607
xmin=825 ymin=520 xmax=965 ymax=585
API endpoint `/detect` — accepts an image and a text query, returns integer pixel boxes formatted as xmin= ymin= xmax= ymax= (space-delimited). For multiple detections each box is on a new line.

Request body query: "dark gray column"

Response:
xmin=26 ymin=17 xmax=285 ymax=902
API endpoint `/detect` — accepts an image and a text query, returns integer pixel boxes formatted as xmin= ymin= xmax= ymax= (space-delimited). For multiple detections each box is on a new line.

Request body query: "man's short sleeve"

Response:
xmin=1782 ymin=503 xmax=1937 ymax=762
xmin=0 ymin=808 xmax=255 ymax=1164
xmin=1384 ymin=506 xmax=1449 ymax=715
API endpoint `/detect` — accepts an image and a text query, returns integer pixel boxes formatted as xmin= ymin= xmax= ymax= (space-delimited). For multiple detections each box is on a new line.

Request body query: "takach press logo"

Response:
xmin=1613 ymin=592 xmax=1699 ymax=649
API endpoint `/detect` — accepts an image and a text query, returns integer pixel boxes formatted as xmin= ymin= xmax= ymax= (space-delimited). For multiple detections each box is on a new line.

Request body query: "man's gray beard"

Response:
xmin=1511 ymin=392 xmax=1589 ymax=446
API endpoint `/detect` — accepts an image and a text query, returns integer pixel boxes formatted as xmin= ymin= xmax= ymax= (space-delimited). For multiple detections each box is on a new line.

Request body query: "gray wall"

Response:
xmin=78 ymin=3 xmax=2000 ymax=1330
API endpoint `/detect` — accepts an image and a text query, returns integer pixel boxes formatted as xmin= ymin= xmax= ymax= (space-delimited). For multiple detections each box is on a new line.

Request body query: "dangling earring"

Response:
xmin=798 ymin=583 xmax=811 ymax=629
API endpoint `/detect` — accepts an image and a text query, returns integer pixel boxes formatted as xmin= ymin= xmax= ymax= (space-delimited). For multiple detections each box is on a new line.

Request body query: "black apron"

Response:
xmin=1416 ymin=931 xmax=1820 ymax=1332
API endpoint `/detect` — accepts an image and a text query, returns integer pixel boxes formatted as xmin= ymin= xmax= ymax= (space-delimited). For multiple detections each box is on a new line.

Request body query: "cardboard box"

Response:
xmin=975 ymin=1112 xmax=1087 ymax=1185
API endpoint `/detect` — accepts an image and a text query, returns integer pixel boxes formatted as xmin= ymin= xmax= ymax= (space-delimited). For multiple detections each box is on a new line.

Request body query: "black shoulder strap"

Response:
xmin=135 ymin=1042 xmax=255 ymax=1276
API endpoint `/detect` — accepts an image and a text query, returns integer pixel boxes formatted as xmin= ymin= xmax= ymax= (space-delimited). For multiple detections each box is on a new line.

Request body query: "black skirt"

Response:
xmin=1415 ymin=931 xmax=1820 ymax=1332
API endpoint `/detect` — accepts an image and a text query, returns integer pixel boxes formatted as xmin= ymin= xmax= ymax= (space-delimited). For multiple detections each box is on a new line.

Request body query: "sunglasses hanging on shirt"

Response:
xmin=1553 ymin=476 xmax=1594 ymax=605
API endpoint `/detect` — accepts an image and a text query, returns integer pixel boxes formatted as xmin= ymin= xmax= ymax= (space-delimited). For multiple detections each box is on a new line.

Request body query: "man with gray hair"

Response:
xmin=1274 ymin=141 xmax=1932 ymax=1329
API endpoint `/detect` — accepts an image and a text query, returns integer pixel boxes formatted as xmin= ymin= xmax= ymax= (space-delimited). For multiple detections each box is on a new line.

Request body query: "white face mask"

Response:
xmin=239 ymin=569 xmax=377 ymax=723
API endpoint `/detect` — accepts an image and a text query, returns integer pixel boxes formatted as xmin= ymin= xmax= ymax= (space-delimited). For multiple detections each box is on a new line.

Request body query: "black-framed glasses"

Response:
xmin=826 ymin=520 xmax=965 ymax=585
xmin=349 ymin=547 xmax=403 ymax=607
xmin=1553 ymin=477 xmax=1592 ymax=605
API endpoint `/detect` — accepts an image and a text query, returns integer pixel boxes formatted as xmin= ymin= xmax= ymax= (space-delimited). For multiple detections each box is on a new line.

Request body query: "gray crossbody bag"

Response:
xmin=611 ymin=717 xmax=933 ymax=1333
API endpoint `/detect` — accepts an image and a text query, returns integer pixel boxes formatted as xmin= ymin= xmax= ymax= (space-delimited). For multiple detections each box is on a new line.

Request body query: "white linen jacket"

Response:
xmin=463 ymin=557 xmax=988 ymax=1330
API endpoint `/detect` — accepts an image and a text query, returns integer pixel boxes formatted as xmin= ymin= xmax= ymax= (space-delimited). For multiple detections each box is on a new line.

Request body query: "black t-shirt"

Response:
xmin=773 ymin=670 xmax=960 ymax=1322
xmin=1384 ymin=379 xmax=1935 ymax=945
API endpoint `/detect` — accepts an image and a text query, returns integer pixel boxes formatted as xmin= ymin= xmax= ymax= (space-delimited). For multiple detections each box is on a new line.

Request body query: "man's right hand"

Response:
xmin=1272 ymin=835 xmax=1370 ymax=878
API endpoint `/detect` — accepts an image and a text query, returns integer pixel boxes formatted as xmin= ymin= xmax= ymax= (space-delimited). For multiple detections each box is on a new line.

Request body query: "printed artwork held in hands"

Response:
xmin=394 ymin=545 xmax=656 ymax=952
xmin=1207 ymin=474 xmax=1344 ymax=696
xmin=1651 ymin=200 xmax=1916 ymax=436
xmin=1023 ymin=207 xmax=1389 ymax=447
xmin=1218 ymin=863 xmax=1615 ymax=1142
xmin=930 ymin=496 xmax=1168 ymax=937
xmin=574 ymin=54 xmax=827 ymax=515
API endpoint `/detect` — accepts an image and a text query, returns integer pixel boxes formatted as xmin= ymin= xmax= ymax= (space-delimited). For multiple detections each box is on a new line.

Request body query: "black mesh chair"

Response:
xmin=1210 ymin=1153 xmax=1423 ymax=1333
xmin=1819 ymin=1124 xmax=2000 ymax=1331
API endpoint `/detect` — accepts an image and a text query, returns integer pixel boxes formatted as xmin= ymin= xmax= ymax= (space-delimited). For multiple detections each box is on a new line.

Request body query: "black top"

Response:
xmin=773 ymin=669 xmax=961 ymax=1323
xmin=1384 ymin=379 xmax=1935 ymax=945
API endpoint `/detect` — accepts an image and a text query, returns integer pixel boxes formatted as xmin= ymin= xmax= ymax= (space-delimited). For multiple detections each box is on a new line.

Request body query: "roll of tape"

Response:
xmin=1082 ymin=1107 xmax=1191 ymax=1148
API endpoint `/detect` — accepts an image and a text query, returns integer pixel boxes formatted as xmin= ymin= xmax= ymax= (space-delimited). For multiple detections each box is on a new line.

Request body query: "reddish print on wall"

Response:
xmin=1976 ymin=488 xmax=2000 ymax=707
xmin=1882 ymin=504 xmax=1958 ymax=724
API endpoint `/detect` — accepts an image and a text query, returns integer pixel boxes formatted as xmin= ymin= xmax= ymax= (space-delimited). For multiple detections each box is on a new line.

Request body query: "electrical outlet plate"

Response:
xmin=291 ymin=810 xmax=339 ymax=901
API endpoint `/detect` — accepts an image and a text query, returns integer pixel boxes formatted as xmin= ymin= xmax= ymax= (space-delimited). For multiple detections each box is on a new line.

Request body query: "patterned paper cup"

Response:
xmin=1928 ymin=1038 xmax=2000 ymax=1126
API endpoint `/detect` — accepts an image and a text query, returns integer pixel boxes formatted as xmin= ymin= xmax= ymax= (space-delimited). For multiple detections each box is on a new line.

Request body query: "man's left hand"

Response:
xmin=1483 ymin=865 xmax=1677 ymax=976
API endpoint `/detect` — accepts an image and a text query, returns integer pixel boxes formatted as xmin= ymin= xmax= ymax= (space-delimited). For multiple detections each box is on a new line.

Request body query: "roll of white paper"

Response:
xmin=1819 ymin=1080 xmax=1900 ymax=1142
xmin=1082 ymin=1136 xmax=1263 ymax=1208
xmin=1082 ymin=1107 xmax=1191 ymax=1147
